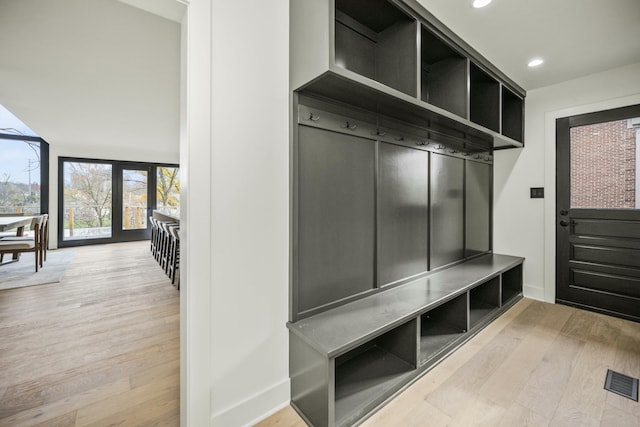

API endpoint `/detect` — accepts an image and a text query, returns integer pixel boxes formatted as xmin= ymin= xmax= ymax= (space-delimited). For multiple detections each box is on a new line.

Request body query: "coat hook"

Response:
xmin=308 ymin=112 xmax=320 ymax=122
xmin=342 ymin=121 xmax=357 ymax=130
xmin=374 ymin=129 xmax=386 ymax=137
xmin=396 ymin=136 xmax=405 ymax=142
xmin=436 ymin=144 xmax=444 ymax=150
xmin=474 ymin=154 xmax=481 ymax=160
xmin=449 ymin=149 xmax=458 ymax=154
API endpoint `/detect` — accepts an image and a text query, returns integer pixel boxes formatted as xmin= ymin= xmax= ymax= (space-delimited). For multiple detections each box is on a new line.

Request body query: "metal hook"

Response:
xmin=374 ymin=129 xmax=386 ymax=137
xmin=342 ymin=121 xmax=357 ymax=131
xmin=308 ymin=112 xmax=320 ymax=122
xmin=396 ymin=136 xmax=405 ymax=142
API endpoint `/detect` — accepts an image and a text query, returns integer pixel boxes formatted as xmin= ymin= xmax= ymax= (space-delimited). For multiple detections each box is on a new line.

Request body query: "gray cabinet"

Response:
xmin=378 ymin=143 xmax=429 ymax=286
xmin=297 ymin=126 xmax=376 ymax=315
xmin=291 ymin=0 xmax=526 ymax=149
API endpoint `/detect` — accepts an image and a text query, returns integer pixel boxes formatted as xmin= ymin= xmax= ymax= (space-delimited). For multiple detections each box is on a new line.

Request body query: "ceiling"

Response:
xmin=416 ymin=0 xmax=640 ymax=91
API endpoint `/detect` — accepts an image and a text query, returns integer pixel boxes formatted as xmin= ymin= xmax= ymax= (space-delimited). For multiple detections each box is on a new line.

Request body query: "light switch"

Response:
xmin=530 ymin=187 xmax=544 ymax=198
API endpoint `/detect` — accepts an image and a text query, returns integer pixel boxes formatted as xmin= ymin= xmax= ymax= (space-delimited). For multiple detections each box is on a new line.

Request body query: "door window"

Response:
xmin=570 ymin=118 xmax=639 ymax=209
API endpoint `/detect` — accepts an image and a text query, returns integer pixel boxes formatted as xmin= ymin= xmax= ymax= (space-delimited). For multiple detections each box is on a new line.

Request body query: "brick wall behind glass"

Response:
xmin=570 ymin=120 xmax=636 ymax=209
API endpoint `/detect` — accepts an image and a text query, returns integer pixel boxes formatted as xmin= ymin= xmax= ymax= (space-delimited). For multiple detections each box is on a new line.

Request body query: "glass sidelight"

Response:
xmin=61 ymin=160 xmax=113 ymax=241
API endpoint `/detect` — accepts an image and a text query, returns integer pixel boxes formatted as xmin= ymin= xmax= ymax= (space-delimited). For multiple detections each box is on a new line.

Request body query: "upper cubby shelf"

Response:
xmin=290 ymin=0 xmax=526 ymax=149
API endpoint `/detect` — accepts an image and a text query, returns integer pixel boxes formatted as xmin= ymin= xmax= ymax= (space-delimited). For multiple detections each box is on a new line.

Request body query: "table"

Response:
xmin=0 ymin=216 xmax=35 ymax=261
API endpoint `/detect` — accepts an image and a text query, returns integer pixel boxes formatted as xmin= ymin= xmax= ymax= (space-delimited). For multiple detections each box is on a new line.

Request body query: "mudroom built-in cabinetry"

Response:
xmin=288 ymin=0 xmax=526 ymax=426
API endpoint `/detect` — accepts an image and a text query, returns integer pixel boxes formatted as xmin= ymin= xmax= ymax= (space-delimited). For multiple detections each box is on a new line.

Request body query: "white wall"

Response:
xmin=203 ymin=0 xmax=290 ymax=425
xmin=494 ymin=61 xmax=640 ymax=303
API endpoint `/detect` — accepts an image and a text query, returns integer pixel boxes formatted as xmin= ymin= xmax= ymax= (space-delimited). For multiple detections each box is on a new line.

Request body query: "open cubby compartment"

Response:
xmin=469 ymin=276 xmax=500 ymax=328
xmin=334 ymin=318 xmax=417 ymax=426
xmin=334 ymin=0 xmax=417 ymax=97
xmin=420 ymin=25 xmax=467 ymax=119
xmin=501 ymin=85 xmax=524 ymax=142
xmin=419 ymin=292 xmax=467 ymax=364
xmin=501 ymin=263 xmax=523 ymax=305
xmin=470 ymin=63 xmax=500 ymax=132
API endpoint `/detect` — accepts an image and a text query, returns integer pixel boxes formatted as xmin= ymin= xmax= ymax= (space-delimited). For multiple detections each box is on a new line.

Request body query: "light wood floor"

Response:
xmin=0 ymin=241 xmax=180 ymax=426
xmin=258 ymin=298 xmax=640 ymax=427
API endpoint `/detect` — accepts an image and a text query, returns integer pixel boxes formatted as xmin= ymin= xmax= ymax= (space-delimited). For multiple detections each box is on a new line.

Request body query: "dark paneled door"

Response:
xmin=556 ymin=104 xmax=640 ymax=322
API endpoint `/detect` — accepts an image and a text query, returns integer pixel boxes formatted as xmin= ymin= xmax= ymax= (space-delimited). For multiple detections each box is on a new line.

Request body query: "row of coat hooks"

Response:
xmin=302 ymin=109 xmax=493 ymax=163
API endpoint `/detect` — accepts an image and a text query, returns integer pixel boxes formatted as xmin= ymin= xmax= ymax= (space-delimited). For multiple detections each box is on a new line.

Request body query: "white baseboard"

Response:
xmin=523 ymin=284 xmax=546 ymax=302
xmin=211 ymin=378 xmax=290 ymax=427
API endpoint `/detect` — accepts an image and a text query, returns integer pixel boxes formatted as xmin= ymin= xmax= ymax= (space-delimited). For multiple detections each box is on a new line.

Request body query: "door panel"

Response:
xmin=572 ymin=244 xmax=640 ymax=269
xmin=556 ymin=104 xmax=640 ymax=322
xmin=571 ymin=269 xmax=640 ymax=299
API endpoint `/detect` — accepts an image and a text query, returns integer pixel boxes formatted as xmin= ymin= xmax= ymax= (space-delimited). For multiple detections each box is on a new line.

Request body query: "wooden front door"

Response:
xmin=556 ymin=104 xmax=640 ymax=322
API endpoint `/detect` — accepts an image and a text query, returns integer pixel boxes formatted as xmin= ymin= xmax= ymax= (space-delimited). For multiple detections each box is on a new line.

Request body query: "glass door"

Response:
xmin=59 ymin=159 xmax=171 ymax=246
xmin=61 ymin=160 xmax=114 ymax=243
xmin=116 ymin=165 xmax=152 ymax=241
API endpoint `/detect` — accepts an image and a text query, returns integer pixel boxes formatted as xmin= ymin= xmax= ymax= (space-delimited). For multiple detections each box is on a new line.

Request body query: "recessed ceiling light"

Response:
xmin=528 ymin=58 xmax=544 ymax=67
xmin=473 ymin=0 xmax=492 ymax=8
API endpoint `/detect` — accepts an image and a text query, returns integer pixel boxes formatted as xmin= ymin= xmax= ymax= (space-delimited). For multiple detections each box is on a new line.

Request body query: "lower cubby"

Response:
xmin=420 ymin=293 xmax=467 ymax=364
xmin=469 ymin=276 xmax=500 ymax=328
xmin=335 ymin=319 xmax=417 ymax=426
xmin=289 ymin=255 xmax=524 ymax=427
xmin=501 ymin=263 xmax=523 ymax=304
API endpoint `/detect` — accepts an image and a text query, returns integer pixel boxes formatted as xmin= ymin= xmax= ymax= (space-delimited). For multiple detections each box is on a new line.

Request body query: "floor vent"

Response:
xmin=604 ymin=369 xmax=639 ymax=402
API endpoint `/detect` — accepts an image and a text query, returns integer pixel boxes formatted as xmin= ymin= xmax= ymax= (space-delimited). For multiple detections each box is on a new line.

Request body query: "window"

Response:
xmin=0 ymin=104 xmax=49 ymax=214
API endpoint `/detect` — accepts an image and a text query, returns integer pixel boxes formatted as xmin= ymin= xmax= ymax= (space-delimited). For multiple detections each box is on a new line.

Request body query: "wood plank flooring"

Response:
xmin=257 ymin=299 xmax=640 ymax=427
xmin=0 ymin=241 xmax=179 ymax=427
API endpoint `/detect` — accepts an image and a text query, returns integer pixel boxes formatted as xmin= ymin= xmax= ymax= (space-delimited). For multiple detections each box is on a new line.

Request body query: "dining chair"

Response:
xmin=0 ymin=215 xmax=45 ymax=271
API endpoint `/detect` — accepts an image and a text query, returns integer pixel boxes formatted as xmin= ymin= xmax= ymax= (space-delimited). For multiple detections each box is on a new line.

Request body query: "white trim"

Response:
xmin=523 ymin=284 xmax=545 ymax=302
xmin=636 ymin=128 xmax=640 ymax=209
xmin=211 ymin=379 xmax=291 ymax=427
xmin=543 ymin=93 xmax=640 ymax=304
xmin=181 ymin=0 xmax=213 ymax=425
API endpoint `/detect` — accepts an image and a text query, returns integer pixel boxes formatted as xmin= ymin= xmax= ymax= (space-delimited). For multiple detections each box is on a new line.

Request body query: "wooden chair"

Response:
xmin=0 ymin=215 xmax=45 ymax=271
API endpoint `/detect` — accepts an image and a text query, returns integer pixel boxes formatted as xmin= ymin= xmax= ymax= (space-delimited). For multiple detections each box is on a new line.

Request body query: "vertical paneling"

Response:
xmin=465 ymin=161 xmax=491 ymax=256
xmin=430 ymin=154 xmax=464 ymax=269
xmin=297 ymin=126 xmax=376 ymax=314
xmin=378 ymin=143 xmax=429 ymax=285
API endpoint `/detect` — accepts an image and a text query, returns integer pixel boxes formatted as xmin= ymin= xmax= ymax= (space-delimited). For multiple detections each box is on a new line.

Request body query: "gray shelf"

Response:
xmin=469 ymin=276 xmax=500 ymax=328
xmin=288 ymin=253 xmax=523 ymax=358
xmin=419 ymin=292 xmax=467 ymax=363
xmin=298 ymin=69 xmax=523 ymax=150
xmin=335 ymin=318 xmax=417 ymax=426
xmin=502 ymin=263 xmax=523 ymax=304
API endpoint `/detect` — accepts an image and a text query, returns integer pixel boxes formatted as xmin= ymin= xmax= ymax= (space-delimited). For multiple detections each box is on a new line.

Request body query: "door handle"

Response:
xmin=559 ymin=220 xmax=570 ymax=227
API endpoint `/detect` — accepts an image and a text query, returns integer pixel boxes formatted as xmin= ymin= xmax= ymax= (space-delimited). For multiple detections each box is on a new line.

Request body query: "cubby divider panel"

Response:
xmin=501 ymin=264 xmax=523 ymax=305
xmin=470 ymin=63 xmax=500 ymax=132
xmin=335 ymin=319 xmax=417 ymax=426
xmin=335 ymin=0 xmax=417 ymax=97
xmin=420 ymin=26 xmax=467 ymax=118
xmin=420 ymin=293 xmax=467 ymax=364
xmin=469 ymin=276 xmax=500 ymax=328
xmin=502 ymin=86 xmax=524 ymax=142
